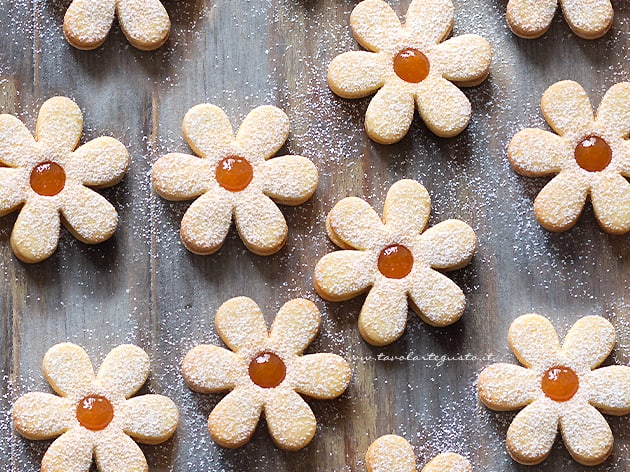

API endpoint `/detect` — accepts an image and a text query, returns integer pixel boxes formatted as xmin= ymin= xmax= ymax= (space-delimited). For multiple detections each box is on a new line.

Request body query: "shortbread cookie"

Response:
xmin=506 ymin=0 xmax=613 ymax=39
xmin=181 ymin=297 xmax=351 ymax=450
xmin=508 ymin=80 xmax=630 ymax=234
xmin=64 ymin=0 xmax=171 ymax=50
xmin=13 ymin=343 xmax=179 ymax=471
xmin=0 ymin=97 xmax=129 ymax=263
xmin=314 ymin=179 xmax=477 ymax=346
xmin=365 ymin=434 xmax=472 ymax=472
xmin=152 ymin=105 xmax=318 ymax=256
xmin=327 ymin=0 xmax=492 ymax=144
xmin=478 ymin=314 xmax=630 ymax=466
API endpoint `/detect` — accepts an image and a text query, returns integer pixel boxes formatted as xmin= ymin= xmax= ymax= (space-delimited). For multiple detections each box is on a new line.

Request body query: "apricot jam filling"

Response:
xmin=216 ymin=156 xmax=253 ymax=192
xmin=541 ymin=366 xmax=579 ymax=402
xmin=30 ymin=161 xmax=66 ymax=196
xmin=393 ymin=48 xmax=430 ymax=83
xmin=249 ymin=352 xmax=286 ymax=388
xmin=378 ymin=244 xmax=414 ymax=279
xmin=76 ymin=395 xmax=114 ymax=431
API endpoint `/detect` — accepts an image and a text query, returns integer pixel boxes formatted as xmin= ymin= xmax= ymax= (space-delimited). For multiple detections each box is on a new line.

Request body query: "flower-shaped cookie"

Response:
xmin=152 ymin=105 xmax=318 ymax=256
xmin=366 ymin=434 xmax=473 ymax=472
xmin=327 ymin=0 xmax=492 ymax=144
xmin=0 ymin=97 xmax=129 ymax=263
xmin=13 ymin=343 xmax=179 ymax=471
xmin=182 ymin=297 xmax=351 ymax=450
xmin=314 ymin=180 xmax=477 ymax=346
xmin=478 ymin=314 xmax=630 ymax=466
xmin=64 ymin=0 xmax=171 ymax=50
xmin=506 ymin=0 xmax=613 ymax=39
xmin=508 ymin=81 xmax=630 ymax=234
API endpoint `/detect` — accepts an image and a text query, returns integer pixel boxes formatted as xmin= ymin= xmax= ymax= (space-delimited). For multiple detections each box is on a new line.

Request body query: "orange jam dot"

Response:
xmin=248 ymin=352 xmax=286 ymax=388
xmin=30 ymin=161 xmax=66 ymax=196
xmin=378 ymin=244 xmax=414 ymax=279
xmin=574 ymin=136 xmax=612 ymax=172
xmin=541 ymin=366 xmax=579 ymax=402
xmin=215 ymin=156 xmax=253 ymax=192
xmin=76 ymin=395 xmax=114 ymax=431
xmin=393 ymin=48 xmax=430 ymax=83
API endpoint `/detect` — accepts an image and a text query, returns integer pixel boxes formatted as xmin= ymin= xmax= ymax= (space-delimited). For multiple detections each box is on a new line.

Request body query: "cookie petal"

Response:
xmin=408 ymin=269 xmax=465 ymax=327
xmin=327 ymin=51 xmax=387 ymax=99
xmin=533 ymin=171 xmax=588 ymax=232
xmin=382 ymin=179 xmax=430 ymax=236
xmin=419 ymin=220 xmax=477 ymax=271
xmin=561 ymin=0 xmax=613 ymax=40
xmin=61 ymin=186 xmax=118 ymax=244
xmin=119 ymin=395 xmax=179 ymax=444
xmin=235 ymin=106 xmax=289 ymax=160
xmin=561 ymin=316 xmax=615 ymax=369
xmin=69 ymin=137 xmax=129 ymax=187
xmin=293 ymin=354 xmax=351 ymax=400
xmin=0 ymin=168 xmax=27 ymax=216
xmin=416 ymin=77 xmax=471 ymax=138
xmin=591 ymin=173 xmax=630 ymax=235
xmin=116 ymin=0 xmax=170 ymax=51
xmin=506 ymin=400 xmax=559 ymax=465
xmin=430 ymin=35 xmax=491 ymax=87
xmin=423 ymin=453 xmax=472 ymax=472
xmin=358 ymin=281 xmax=408 ymax=346
xmin=326 ymin=197 xmax=386 ymax=251
xmin=350 ymin=0 xmax=402 ymax=52
xmin=260 ymin=155 xmax=318 ymax=206
xmin=477 ymin=364 xmax=538 ymax=411
xmin=94 ymin=429 xmax=148 ymax=472
xmin=234 ymin=192 xmax=287 ymax=256
xmin=270 ymin=299 xmax=320 ymax=354
xmin=585 ymin=366 xmax=630 ymax=415
xmin=265 ymin=389 xmax=316 ymax=451
xmin=13 ymin=392 xmax=74 ymax=440
xmin=559 ymin=402 xmax=613 ymax=466
xmin=182 ymin=345 xmax=241 ymax=393
xmin=508 ymin=314 xmax=560 ymax=368
xmin=541 ymin=81 xmax=594 ymax=137
xmin=405 ymin=0 xmax=454 ymax=45
xmin=314 ymin=251 xmax=374 ymax=301
xmin=182 ymin=104 xmax=234 ymax=161
xmin=41 ymin=427 xmax=94 ymax=472
xmin=11 ymin=198 xmax=60 ymax=263
xmin=63 ymin=0 xmax=115 ymax=50
xmin=152 ymin=153 xmax=215 ymax=201
xmin=595 ymin=82 xmax=630 ymax=138
xmin=208 ymin=387 xmax=263 ymax=448
xmin=42 ymin=343 xmax=95 ymax=397
xmin=365 ymin=85 xmax=415 ymax=144
xmin=507 ymin=129 xmax=569 ymax=177
xmin=215 ymin=297 xmax=268 ymax=353
xmin=96 ymin=345 xmax=150 ymax=398
xmin=0 ymin=114 xmax=37 ymax=167
xmin=35 ymin=97 xmax=83 ymax=155
xmin=366 ymin=435 xmax=416 ymax=472
xmin=506 ymin=0 xmax=557 ymax=39
xmin=180 ymin=188 xmax=233 ymax=255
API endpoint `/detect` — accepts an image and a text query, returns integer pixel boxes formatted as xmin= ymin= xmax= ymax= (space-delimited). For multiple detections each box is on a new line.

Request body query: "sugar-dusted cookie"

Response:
xmin=64 ymin=0 xmax=171 ymax=50
xmin=152 ymin=104 xmax=318 ymax=256
xmin=508 ymin=80 xmax=630 ymax=234
xmin=314 ymin=179 xmax=477 ymax=346
xmin=506 ymin=0 xmax=613 ymax=39
xmin=181 ymin=297 xmax=351 ymax=451
xmin=365 ymin=434 xmax=472 ymax=472
xmin=13 ymin=343 xmax=179 ymax=471
xmin=478 ymin=314 xmax=630 ymax=466
xmin=0 ymin=97 xmax=129 ymax=263
xmin=327 ymin=0 xmax=492 ymax=144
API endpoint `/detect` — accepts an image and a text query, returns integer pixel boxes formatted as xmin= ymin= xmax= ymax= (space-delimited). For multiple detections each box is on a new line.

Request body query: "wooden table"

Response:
xmin=1 ymin=1 xmax=629 ymax=470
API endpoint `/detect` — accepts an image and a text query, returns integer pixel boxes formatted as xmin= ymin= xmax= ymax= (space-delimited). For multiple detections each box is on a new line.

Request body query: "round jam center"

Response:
xmin=248 ymin=352 xmax=286 ymax=388
xmin=574 ymin=136 xmax=612 ymax=172
xmin=215 ymin=156 xmax=253 ymax=192
xmin=30 ymin=161 xmax=66 ymax=196
xmin=76 ymin=395 xmax=114 ymax=431
xmin=378 ymin=244 xmax=414 ymax=279
xmin=541 ymin=366 xmax=579 ymax=402
xmin=393 ymin=48 xmax=430 ymax=83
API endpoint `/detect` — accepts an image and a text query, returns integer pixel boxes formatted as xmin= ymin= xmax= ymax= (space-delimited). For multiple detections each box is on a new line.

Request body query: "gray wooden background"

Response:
xmin=0 ymin=0 xmax=628 ymax=470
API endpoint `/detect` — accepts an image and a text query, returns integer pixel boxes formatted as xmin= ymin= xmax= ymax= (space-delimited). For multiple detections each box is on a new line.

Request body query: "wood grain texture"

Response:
xmin=0 ymin=0 xmax=629 ymax=470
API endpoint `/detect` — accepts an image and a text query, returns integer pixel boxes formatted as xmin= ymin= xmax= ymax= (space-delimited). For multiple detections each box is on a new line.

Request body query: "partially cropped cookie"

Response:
xmin=328 ymin=0 xmax=491 ymax=144
xmin=508 ymin=80 xmax=630 ymax=234
xmin=506 ymin=0 xmax=613 ymax=39
xmin=12 ymin=343 xmax=179 ymax=471
xmin=64 ymin=0 xmax=171 ymax=50
xmin=152 ymin=104 xmax=318 ymax=256
xmin=315 ymin=179 xmax=477 ymax=346
xmin=0 ymin=97 xmax=129 ymax=263
xmin=478 ymin=314 xmax=630 ymax=466
xmin=182 ymin=297 xmax=351 ymax=450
